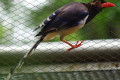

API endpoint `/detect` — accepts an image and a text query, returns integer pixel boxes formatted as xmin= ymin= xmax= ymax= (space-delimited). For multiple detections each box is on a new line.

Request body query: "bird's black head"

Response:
xmin=85 ymin=0 xmax=115 ymax=24
xmin=90 ymin=0 xmax=115 ymax=8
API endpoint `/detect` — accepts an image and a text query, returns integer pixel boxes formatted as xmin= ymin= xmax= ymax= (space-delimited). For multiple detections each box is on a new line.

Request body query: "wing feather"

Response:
xmin=34 ymin=10 xmax=61 ymax=31
xmin=36 ymin=2 xmax=89 ymax=36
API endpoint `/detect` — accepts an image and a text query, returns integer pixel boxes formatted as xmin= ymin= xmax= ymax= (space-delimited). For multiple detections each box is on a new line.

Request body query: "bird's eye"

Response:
xmin=101 ymin=0 xmax=105 ymax=3
xmin=95 ymin=0 xmax=104 ymax=3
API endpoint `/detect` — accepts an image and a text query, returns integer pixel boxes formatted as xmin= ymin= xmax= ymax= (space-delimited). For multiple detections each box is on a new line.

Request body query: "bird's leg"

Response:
xmin=61 ymin=39 xmax=84 ymax=51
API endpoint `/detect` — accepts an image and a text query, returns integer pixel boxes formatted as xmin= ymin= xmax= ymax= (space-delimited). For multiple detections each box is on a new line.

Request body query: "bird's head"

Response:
xmin=90 ymin=0 xmax=115 ymax=8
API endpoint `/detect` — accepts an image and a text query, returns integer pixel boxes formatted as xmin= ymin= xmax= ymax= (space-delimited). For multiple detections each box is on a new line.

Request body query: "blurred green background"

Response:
xmin=0 ymin=0 xmax=119 ymax=44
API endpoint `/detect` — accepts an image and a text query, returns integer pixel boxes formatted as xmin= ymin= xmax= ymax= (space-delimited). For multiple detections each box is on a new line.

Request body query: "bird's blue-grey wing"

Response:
xmin=36 ymin=2 xmax=89 ymax=36
xmin=34 ymin=10 xmax=61 ymax=31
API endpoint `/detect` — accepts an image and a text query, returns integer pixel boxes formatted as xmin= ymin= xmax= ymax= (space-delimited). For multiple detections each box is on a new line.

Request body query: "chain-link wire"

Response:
xmin=0 ymin=0 xmax=120 ymax=80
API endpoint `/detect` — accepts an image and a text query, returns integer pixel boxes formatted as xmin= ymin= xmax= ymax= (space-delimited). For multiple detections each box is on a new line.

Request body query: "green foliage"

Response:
xmin=0 ymin=23 xmax=5 ymax=39
xmin=0 ymin=0 xmax=13 ymax=12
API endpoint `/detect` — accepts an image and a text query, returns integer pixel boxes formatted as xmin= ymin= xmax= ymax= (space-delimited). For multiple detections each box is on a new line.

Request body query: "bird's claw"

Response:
xmin=67 ymin=40 xmax=84 ymax=51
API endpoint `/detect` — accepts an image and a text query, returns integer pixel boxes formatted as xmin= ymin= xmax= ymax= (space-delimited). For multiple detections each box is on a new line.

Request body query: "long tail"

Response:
xmin=6 ymin=34 xmax=46 ymax=80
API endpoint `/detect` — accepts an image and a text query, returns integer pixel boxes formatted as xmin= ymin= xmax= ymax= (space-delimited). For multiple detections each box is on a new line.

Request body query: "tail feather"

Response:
xmin=6 ymin=34 xmax=46 ymax=80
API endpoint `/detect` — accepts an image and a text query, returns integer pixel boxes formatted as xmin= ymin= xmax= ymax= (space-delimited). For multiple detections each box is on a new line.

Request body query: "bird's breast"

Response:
xmin=59 ymin=15 xmax=89 ymax=37
xmin=59 ymin=23 xmax=84 ymax=36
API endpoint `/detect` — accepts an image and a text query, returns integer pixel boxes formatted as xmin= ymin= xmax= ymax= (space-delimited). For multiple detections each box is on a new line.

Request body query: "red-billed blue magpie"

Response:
xmin=33 ymin=0 xmax=115 ymax=51
xmin=6 ymin=0 xmax=115 ymax=79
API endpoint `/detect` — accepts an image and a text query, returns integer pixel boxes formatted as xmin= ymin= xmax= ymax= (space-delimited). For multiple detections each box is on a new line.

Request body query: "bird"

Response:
xmin=34 ymin=0 xmax=115 ymax=51
xmin=6 ymin=1 xmax=115 ymax=80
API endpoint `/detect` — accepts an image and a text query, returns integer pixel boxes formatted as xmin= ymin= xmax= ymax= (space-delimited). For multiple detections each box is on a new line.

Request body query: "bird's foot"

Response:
xmin=67 ymin=40 xmax=84 ymax=51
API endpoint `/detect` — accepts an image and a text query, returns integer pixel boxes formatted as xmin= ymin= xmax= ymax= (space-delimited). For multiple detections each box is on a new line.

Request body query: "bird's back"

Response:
xmin=39 ymin=2 xmax=88 ymax=35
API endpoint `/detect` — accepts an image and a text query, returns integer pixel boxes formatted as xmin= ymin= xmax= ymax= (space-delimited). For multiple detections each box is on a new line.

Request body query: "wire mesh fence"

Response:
xmin=0 ymin=0 xmax=120 ymax=80
xmin=1 ymin=70 xmax=120 ymax=80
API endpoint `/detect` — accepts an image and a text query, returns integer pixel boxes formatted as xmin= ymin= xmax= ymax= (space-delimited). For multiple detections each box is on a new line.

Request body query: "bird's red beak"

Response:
xmin=101 ymin=2 xmax=115 ymax=8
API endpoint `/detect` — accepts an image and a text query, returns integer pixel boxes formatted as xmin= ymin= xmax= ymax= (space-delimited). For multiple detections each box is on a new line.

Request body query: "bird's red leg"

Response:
xmin=62 ymin=40 xmax=84 ymax=51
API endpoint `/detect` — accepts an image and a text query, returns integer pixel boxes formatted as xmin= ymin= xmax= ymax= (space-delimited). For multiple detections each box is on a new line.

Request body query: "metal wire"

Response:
xmin=0 ymin=0 xmax=120 ymax=80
